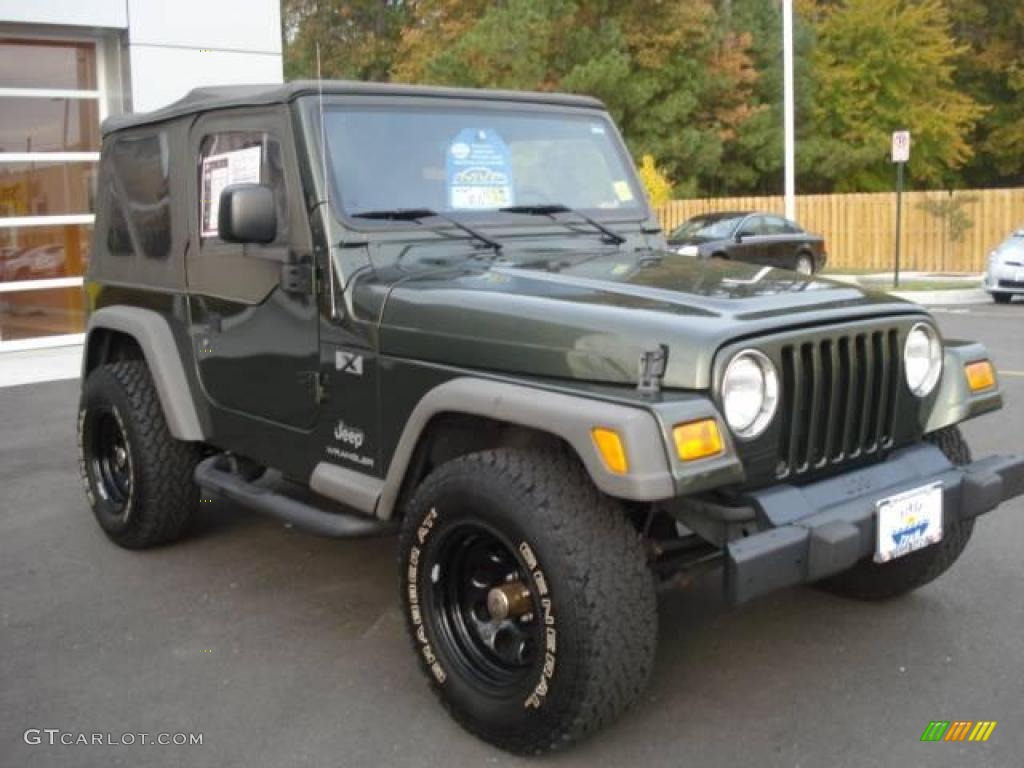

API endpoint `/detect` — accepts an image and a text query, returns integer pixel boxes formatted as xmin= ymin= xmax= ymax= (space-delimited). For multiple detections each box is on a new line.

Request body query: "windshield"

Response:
xmin=671 ymin=215 xmax=744 ymax=240
xmin=321 ymin=105 xmax=644 ymax=218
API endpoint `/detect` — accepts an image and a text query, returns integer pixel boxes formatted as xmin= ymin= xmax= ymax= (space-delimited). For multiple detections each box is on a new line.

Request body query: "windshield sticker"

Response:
xmin=201 ymin=146 xmax=262 ymax=238
xmin=612 ymin=180 xmax=634 ymax=203
xmin=590 ymin=123 xmax=606 ymax=134
xmin=446 ymin=128 xmax=515 ymax=210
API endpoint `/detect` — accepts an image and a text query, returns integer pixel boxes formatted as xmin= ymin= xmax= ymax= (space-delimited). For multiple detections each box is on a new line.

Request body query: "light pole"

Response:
xmin=782 ymin=0 xmax=796 ymax=221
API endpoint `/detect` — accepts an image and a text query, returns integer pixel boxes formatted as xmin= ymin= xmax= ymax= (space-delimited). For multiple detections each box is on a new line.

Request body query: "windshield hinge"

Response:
xmin=638 ymin=345 xmax=668 ymax=396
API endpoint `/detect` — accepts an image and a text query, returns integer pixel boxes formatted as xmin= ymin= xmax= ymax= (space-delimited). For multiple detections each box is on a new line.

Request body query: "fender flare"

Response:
xmin=371 ymin=377 xmax=677 ymax=519
xmin=83 ymin=306 xmax=205 ymax=441
xmin=924 ymin=341 xmax=1002 ymax=434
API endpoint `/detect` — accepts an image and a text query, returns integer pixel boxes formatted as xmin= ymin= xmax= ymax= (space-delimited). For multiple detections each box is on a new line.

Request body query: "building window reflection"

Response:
xmin=0 ymin=36 xmax=102 ymax=347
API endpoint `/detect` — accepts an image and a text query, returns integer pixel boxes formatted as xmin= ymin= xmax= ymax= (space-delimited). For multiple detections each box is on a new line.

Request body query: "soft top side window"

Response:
xmin=197 ymin=131 xmax=288 ymax=246
xmin=106 ymin=131 xmax=172 ymax=260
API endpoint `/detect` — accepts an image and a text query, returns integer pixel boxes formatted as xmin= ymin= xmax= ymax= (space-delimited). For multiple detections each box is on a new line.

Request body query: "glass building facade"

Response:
xmin=0 ymin=0 xmax=283 ymax=352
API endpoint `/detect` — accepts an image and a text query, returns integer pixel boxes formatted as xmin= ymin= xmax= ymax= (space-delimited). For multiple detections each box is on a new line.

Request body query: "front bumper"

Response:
xmin=984 ymin=262 xmax=1024 ymax=293
xmin=725 ymin=443 xmax=1024 ymax=603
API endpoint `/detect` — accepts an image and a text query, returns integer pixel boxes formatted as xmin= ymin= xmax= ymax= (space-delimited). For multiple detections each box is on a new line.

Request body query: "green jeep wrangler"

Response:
xmin=78 ymin=81 xmax=1023 ymax=754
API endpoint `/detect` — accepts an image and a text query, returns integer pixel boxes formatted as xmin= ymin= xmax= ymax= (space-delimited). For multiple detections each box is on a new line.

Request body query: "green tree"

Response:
xmin=805 ymin=0 xmax=984 ymax=192
xmin=283 ymin=0 xmax=409 ymax=81
xmin=945 ymin=1 xmax=1024 ymax=186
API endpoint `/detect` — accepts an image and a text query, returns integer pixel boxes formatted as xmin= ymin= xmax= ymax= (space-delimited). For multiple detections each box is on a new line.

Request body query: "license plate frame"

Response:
xmin=874 ymin=482 xmax=944 ymax=563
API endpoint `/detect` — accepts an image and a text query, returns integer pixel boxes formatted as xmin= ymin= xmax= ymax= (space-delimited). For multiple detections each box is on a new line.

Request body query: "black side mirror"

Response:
xmin=218 ymin=184 xmax=276 ymax=244
xmin=734 ymin=232 xmax=745 ymax=243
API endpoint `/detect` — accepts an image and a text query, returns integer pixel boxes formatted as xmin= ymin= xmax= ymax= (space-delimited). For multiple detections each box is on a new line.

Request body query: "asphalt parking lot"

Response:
xmin=2 ymin=303 xmax=1022 ymax=768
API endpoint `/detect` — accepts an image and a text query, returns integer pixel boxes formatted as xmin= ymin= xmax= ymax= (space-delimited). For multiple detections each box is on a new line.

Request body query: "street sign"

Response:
xmin=892 ymin=130 xmax=911 ymax=163
xmin=891 ymin=130 xmax=910 ymax=286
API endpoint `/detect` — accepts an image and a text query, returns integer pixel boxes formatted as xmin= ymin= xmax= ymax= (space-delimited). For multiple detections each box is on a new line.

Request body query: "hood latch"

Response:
xmin=638 ymin=344 xmax=668 ymax=396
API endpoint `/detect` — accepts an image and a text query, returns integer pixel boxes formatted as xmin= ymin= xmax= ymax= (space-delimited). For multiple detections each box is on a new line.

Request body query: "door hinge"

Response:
xmin=314 ymin=371 xmax=328 ymax=403
xmin=299 ymin=370 xmax=328 ymax=403
xmin=280 ymin=262 xmax=313 ymax=294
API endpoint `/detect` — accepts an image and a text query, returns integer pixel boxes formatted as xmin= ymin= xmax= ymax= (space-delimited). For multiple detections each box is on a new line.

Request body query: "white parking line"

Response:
xmin=933 ymin=308 xmax=1022 ymax=319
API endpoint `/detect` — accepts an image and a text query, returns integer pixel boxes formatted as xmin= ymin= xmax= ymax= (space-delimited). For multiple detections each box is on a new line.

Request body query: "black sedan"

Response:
xmin=666 ymin=211 xmax=827 ymax=275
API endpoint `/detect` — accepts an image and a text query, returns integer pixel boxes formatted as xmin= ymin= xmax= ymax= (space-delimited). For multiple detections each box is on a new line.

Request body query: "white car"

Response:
xmin=984 ymin=228 xmax=1024 ymax=304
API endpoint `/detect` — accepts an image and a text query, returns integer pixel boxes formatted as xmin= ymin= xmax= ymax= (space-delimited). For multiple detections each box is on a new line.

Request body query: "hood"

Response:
xmin=993 ymin=234 xmax=1024 ymax=262
xmin=365 ymin=250 xmax=925 ymax=390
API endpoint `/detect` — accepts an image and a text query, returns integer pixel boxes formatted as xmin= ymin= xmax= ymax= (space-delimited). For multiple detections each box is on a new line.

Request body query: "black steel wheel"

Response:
xmin=428 ymin=522 xmax=543 ymax=694
xmin=399 ymin=448 xmax=657 ymax=755
xmin=85 ymin=407 xmax=134 ymax=515
xmin=79 ymin=361 xmax=201 ymax=548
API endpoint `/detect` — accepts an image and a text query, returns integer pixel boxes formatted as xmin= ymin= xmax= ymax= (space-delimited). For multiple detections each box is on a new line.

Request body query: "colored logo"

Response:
xmin=892 ymin=519 xmax=928 ymax=546
xmin=921 ymin=721 xmax=997 ymax=742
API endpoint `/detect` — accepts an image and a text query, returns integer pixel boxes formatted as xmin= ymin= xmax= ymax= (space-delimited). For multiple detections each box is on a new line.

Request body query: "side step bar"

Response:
xmin=194 ymin=456 xmax=396 ymax=538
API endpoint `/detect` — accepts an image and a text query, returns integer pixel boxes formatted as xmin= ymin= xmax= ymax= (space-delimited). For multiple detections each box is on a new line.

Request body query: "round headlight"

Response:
xmin=904 ymin=323 xmax=942 ymax=396
xmin=721 ymin=350 xmax=779 ymax=438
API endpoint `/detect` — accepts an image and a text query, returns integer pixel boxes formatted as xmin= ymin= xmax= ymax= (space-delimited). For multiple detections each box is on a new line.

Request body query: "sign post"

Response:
xmin=891 ymin=130 xmax=910 ymax=288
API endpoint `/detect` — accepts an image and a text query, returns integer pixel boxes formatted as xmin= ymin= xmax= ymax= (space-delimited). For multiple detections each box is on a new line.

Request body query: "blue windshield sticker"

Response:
xmin=447 ymin=128 xmax=515 ymax=210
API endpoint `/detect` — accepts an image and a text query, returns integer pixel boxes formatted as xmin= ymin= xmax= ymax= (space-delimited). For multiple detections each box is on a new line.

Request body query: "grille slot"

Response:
xmin=778 ymin=329 xmax=901 ymax=478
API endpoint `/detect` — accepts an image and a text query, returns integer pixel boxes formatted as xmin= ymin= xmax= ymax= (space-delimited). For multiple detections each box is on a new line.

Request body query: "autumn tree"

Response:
xmin=279 ymin=0 xmax=1017 ymax=197
xmin=392 ymin=0 xmax=759 ymax=194
xmin=710 ymin=0 xmax=817 ymax=195
xmin=805 ymin=0 xmax=984 ymax=191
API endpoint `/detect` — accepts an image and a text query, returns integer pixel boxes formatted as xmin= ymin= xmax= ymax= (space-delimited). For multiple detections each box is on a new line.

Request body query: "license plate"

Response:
xmin=875 ymin=483 xmax=943 ymax=563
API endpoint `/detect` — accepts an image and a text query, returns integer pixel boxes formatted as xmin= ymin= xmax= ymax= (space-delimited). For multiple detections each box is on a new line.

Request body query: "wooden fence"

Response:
xmin=656 ymin=188 xmax=1024 ymax=273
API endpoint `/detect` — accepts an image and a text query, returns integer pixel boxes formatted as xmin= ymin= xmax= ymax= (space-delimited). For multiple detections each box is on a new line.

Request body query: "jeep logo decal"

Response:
xmin=333 ymin=420 xmax=365 ymax=449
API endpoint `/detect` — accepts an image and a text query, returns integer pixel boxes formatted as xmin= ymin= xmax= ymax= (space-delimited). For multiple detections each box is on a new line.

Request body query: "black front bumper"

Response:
xmin=726 ymin=443 xmax=1024 ymax=603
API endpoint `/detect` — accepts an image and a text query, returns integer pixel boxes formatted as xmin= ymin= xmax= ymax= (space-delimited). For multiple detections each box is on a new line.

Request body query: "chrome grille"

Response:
xmin=777 ymin=329 xmax=901 ymax=478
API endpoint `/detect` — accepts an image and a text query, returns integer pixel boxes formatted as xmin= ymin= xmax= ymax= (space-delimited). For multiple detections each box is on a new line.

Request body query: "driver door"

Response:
xmin=185 ymin=109 xmax=320 ymax=429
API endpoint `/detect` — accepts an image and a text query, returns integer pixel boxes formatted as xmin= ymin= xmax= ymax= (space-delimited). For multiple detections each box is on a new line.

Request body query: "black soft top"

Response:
xmin=102 ymin=80 xmax=607 ymax=136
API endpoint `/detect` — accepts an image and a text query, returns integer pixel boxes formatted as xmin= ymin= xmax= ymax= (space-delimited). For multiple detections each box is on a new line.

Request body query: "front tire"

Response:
xmin=795 ymin=253 xmax=815 ymax=275
xmin=78 ymin=361 xmax=201 ymax=548
xmin=818 ymin=426 xmax=975 ymax=600
xmin=399 ymin=448 xmax=656 ymax=754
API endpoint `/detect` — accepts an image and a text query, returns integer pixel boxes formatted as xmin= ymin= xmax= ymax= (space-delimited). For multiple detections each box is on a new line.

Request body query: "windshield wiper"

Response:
xmin=352 ymin=208 xmax=503 ymax=253
xmin=500 ymin=204 xmax=626 ymax=245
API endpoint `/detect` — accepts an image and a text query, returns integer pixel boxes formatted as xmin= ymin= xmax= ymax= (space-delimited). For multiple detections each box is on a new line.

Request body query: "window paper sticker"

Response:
xmin=612 ymin=180 xmax=634 ymax=203
xmin=201 ymin=145 xmax=262 ymax=238
xmin=446 ymin=128 xmax=514 ymax=210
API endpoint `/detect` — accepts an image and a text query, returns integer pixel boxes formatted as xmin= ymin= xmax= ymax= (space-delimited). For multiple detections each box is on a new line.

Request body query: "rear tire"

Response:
xmin=78 ymin=361 xmax=201 ymax=548
xmin=817 ymin=426 xmax=975 ymax=601
xmin=992 ymin=292 xmax=1012 ymax=304
xmin=398 ymin=448 xmax=657 ymax=754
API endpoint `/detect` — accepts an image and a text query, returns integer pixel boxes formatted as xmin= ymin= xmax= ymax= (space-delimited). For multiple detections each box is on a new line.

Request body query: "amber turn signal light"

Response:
xmin=673 ymin=419 xmax=723 ymax=462
xmin=592 ymin=427 xmax=629 ymax=474
xmin=965 ymin=360 xmax=996 ymax=392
